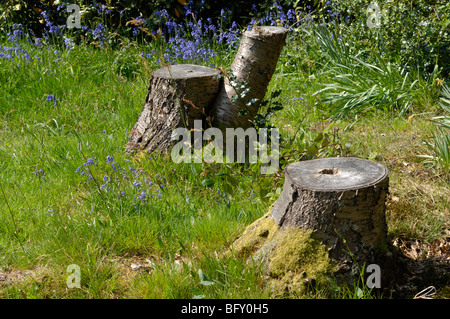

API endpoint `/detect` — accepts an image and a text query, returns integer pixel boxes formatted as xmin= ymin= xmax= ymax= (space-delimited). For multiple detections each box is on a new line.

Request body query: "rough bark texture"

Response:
xmin=271 ymin=157 xmax=390 ymax=269
xmin=210 ymin=26 xmax=288 ymax=130
xmin=126 ymin=64 xmax=220 ymax=153
xmin=127 ymin=27 xmax=287 ymax=154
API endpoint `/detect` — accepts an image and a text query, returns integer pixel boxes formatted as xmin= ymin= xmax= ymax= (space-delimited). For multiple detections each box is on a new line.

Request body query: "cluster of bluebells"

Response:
xmin=137 ymin=2 xmax=300 ymax=65
xmin=0 ymin=24 xmax=35 ymax=66
xmin=2 ymin=2 xmax=309 ymax=67
xmin=46 ymin=94 xmax=58 ymax=107
xmin=132 ymin=7 xmax=241 ymax=65
xmin=39 ymin=4 xmax=109 ymax=47
xmin=75 ymin=155 xmax=166 ymax=205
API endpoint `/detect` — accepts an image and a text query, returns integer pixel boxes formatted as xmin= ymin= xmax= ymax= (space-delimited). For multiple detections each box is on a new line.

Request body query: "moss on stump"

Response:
xmin=230 ymin=208 xmax=336 ymax=297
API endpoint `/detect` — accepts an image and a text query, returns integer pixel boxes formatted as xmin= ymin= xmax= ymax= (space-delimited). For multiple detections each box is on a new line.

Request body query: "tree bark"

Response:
xmin=126 ymin=64 xmax=220 ymax=153
xmin=127 ymin=26 xmax=287 ymax=154
xmin=210 ymin=26 xmax=288 ymax=130
xmin=271 ymin=157 xmax=390 ymax=268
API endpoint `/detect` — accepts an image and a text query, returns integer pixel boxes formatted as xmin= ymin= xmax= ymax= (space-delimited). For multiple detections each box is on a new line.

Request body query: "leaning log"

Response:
xmin=210 ymin=26 xmax=288 ymax=130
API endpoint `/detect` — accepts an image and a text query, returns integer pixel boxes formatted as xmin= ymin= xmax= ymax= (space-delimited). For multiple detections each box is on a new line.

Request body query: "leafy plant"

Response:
xmin=309 ymin=23 xmax=436 ymax=117
xmin=328 ymin=0 xmax=450 ymax=78
xmin=419 ymin=85 xmax=450 ymax=177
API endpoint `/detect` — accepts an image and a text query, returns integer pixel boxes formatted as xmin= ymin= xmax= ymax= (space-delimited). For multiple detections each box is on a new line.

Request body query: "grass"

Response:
xmin=0 ymin=17 xmax=449 ymax=299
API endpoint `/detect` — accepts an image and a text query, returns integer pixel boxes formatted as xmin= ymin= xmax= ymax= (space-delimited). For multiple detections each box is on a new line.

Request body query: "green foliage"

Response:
xmin=419 ymin=85 xmax=450 ymax=177
xmin=305 ymin=22 xmax=440 ymax=117
xmin=328 ymin=0 xmax=450 ymax=78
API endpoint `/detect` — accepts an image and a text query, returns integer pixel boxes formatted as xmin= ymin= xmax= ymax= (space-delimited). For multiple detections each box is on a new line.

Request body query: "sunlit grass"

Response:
xmin=1 ymin=16 xmax=448 ymax=299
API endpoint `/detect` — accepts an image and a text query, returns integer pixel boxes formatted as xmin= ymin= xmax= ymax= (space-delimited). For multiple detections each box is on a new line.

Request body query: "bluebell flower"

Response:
xmin=64 ymin=38 xmax=74 ymax=50
xmin=133 ymin=180 xmax=142 ymax=188
xmin=34 ymin=38 xmax=43 ymax=47
xmin=46 ymin=95 xmax=58 ymax=106
xmin=33 ymin=165 xmax=45 ymax=178
xmin=92 ymin=23 xmax=107 ymax=46
xmin=98 ymin=4 xmax=111 ymax=14
xmin=85 ymin=157 xmax=96 ymax=166
xmin=106 ymin=155 xmax=113 ymax=164
xmin=287 ymin=9 xmax=296 ymax=21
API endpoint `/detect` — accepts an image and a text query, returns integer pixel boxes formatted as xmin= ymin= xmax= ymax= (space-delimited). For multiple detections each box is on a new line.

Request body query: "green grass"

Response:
xmin=0 ymin=22 xmax=449 ymax=299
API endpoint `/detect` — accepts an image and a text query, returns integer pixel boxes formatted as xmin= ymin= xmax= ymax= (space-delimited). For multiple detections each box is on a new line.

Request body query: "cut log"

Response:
xmin=126 ymin=64 xmax=220 ymax=153
xmin=210 ymin=26 xmax=288 ymax=130
xmin=271 ymin=157 xmax=390 ymax=268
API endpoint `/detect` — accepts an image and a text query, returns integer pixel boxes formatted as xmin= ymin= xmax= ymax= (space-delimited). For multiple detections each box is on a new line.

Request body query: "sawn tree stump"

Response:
xmin=126 ymin=64 xmax=220 ymax=153
xmin=271 ymin=157 xmax=390 ymax=268
xmin=230 ymin=157 xmax=398 ymax=295
xmin=126 ymin=26 xmax=288 ymax=154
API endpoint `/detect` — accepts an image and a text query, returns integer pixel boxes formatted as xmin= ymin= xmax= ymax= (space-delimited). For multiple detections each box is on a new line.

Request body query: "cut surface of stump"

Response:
xmin=271 ymin=157 xmax=390 ymax=267
xmin=126 ymin=64 xmax=220 ymax=153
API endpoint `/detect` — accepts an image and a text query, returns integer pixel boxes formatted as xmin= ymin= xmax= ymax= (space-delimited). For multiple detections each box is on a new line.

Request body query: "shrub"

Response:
xmin=419 ymin=85 xmax=450 ymax=177
xmin=327 ymin=0 xmax=450 ymax=78
xmin=309 ymin=23 xmax=435 ymax=117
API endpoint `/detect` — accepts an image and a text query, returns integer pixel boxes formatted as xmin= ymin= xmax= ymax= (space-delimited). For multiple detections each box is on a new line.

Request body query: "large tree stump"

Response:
xmin=230 ymin=157 xmax=400 ymax=295
xmin=127 ymin=26 xmax=288 ymax=155
xmin=271 ymin=157 xmax=390 ymax=268
xmin=126 ymin=64 xmax=220 ymax=153
xmin=210 ymin=26 xmax=288 ymax=130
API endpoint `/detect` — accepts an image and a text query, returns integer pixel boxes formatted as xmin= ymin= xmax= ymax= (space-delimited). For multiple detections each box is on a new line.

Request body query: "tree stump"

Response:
xmin=210 ymin=26 xmax=288 ymax=130
xmin=230 ymin=157 xmax=399 ymax=295
xmin=126 ymin=64 xmax=220 ymax=153
xmin=271 ymin=157 xmax=390 ymax=268
xmin=127 ymin=26 xmax=288 ymax=155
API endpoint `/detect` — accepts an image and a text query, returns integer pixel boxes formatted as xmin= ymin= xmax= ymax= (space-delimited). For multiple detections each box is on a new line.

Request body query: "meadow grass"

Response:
xmin=0 ymin=18 xmax=448 ymax=299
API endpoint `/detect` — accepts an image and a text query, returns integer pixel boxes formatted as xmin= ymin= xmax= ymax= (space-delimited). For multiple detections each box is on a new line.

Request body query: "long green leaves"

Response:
xmin=419 ymin=85 xmax=450 ymax=176
xmin=310 ymin=24 xmax=421 ymax=117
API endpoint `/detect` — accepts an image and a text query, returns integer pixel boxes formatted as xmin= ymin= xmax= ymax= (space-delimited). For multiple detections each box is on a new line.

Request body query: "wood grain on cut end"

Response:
xmin=153 ymin=64 xmax=219 ymax=79
xmin=285 ymin=157 xmax=389 ymax=192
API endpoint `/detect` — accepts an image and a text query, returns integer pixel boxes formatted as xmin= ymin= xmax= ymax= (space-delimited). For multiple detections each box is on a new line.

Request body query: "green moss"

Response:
xmin=438 ymin=285 xmax=450 ymax=298
xmin=230 ymin=209 xmax=279 ymax=257
xmin=268 ymin=227 xmax=333 ymax=278
xmin=230 ymin=207 xmax=335 ymax=298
